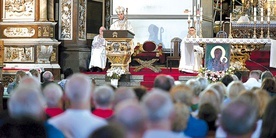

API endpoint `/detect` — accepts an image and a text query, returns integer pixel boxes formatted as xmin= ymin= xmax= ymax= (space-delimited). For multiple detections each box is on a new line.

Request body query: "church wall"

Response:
xmin=110 ymin=0 xmax=214 ymax=50
xmin=58 ymin=0 xmax=91 ymax=73
xmin=0 ymin=0 xmax=214 ymax=73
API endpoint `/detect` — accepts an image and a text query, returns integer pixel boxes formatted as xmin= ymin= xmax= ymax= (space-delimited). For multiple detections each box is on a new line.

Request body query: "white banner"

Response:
xmin=270 ymin=39 xmax=276 ymax=68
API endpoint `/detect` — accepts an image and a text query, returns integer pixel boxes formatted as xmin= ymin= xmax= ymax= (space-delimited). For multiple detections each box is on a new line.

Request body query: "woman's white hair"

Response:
xmin=8 ymin=85 xmax=46 ymax=120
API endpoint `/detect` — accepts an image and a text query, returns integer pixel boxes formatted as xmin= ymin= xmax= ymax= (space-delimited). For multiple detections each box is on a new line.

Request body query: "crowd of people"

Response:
xmin=0 ymin=68 xmax=276 ymax=138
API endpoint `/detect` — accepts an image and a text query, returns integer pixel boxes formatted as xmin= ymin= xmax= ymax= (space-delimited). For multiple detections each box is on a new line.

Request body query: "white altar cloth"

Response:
xmin=184 ymin=38 xmax=271 ymax=44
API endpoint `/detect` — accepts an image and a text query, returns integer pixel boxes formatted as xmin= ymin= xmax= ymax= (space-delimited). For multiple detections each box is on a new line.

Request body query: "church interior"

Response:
xmin=0 ymin=0 xmax=276 ymax=137
xmin=0 ymin=0 xmax=275 ymax=92
xmin=0 ymin=0 xmax=275 ymax=86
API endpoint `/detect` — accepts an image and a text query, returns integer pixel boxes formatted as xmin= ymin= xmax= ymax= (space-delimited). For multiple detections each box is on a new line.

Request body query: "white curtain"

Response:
xmin=270 ymin=39 xmax=276 ymax=68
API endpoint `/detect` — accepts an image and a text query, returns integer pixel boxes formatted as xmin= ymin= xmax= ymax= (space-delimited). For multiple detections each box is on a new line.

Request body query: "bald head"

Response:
xmin=42 ymin=71 xmax=54 ymax=82
xmin=99 ymin=26 xmax=106 ymax=36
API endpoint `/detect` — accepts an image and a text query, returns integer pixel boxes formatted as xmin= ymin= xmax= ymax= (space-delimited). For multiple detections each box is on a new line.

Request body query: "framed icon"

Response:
xmin=205 ymin=43 xmax=230 ymax=71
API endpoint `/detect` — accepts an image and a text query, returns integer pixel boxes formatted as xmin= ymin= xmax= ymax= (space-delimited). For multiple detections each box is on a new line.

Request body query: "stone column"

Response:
xmin=39 ymin=0 xmax=48 ymax=21
xmin=48 ymin=0 xmax=55 ymax=21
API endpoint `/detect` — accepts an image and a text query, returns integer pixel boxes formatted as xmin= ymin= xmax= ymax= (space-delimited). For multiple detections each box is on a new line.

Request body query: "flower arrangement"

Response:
xmin=198 ymin=66 xmax=236 ymax=83
xmin=106 ymin=67 xmax=125 ymax=80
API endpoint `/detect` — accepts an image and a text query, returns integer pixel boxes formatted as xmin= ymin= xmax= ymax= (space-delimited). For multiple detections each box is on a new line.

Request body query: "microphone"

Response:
xmin=247 ymin=58 xmax=270 ymax=71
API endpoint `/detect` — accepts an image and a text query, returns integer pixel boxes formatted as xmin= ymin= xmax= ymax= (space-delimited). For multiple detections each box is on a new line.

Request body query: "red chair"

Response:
xmin=132 ymin=41 xmax=165 ymax=72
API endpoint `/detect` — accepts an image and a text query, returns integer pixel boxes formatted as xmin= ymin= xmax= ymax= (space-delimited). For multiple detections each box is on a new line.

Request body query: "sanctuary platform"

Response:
xmin=84 ymin=67 xmax=198 ymax=89
xmin=84 ymin=50 xmax=276 ymax=89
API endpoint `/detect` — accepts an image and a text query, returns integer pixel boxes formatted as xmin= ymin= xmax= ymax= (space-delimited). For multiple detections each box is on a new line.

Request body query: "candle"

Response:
xmin=194 ymin=6 xmax=196 ymax=15
xmin=194 ymin=6 xmax=196 ymax=20
xmin=254 ymin=7 xmax=256 ymax=21
xmin=200 ymin=7 xmax=203 ymax=21
xmin=261 ymin=8 xmax=263 ymax=16
xmin=261 ymin=8 xmax=263 ymax=22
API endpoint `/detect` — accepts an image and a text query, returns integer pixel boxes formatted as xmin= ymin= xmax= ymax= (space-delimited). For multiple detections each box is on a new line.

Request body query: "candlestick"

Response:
xmin=229 ymin=13 xmax=233 ymax=38
xmin=268 ymin=8 xmax=270 ymax=22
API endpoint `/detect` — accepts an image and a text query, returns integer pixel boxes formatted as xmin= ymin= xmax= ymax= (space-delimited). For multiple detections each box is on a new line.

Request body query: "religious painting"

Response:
xmin=4 ymin=46 xmax=35 ymax=62
xmin=2 ymin=0 xmax=35 ymax=21
xmin=205 ymin=43 xmax=230 ymax=72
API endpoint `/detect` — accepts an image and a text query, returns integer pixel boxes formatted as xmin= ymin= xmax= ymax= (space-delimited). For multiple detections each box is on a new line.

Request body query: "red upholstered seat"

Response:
xmin=132 ymin=41 xmax=165 ymax=72
xmin=132 ymin=41 xmax=165 ymax=63
xmin=143 ymin=41 xmax=156 ymax=52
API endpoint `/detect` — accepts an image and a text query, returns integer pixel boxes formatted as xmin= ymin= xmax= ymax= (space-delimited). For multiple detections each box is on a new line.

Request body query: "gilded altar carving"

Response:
xmin=3 ymin=0 xmax=35 ymax=21
xmin=231 ymin=24 xmax=276 ymax=39
xmin=3 ymin=27 xmax=35 ymax=37
xmin=78 ymin=0 xmax=86 ymax=40
xmin=50 ymin=47 xmax=57 ymax=62
xmin=38 ymin=26 xmax=54 ymax=37
xmin=106 ymin=41 xmax=132 ymax=73
xmin=4 ymin=46 xmax=34 ymax=62
xmin=59 ymin=0 xmax=73 ymax=40
xmin=37 ymin=45 xmax=53 ymax=64
xmin=42 ymin=26 xmax=50 ymax=37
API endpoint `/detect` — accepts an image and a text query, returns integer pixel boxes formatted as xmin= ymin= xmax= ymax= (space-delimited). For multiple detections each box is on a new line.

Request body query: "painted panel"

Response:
xmin=2 ymin=0 xmax=35 ymax=21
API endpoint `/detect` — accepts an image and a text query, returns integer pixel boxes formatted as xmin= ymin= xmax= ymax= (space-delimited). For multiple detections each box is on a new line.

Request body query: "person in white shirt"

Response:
xmin=89 ymin=26 xmax=107 ymax=72
xmin=243 ymin=70 xmax=261 ymax=90
xmin=179 ymin=27 xmax=203 ymax=73
xmin=48 ymin=73 xmax=107 ymax=138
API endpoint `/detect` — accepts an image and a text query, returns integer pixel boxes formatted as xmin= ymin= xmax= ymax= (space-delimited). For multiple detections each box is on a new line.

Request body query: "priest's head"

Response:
xmin=116 ymin=6 xmax=125 ymax=20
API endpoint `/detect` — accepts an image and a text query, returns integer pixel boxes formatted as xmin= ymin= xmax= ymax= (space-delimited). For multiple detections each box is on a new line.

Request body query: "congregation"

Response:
xmin=0 ymin=68 xmax=275 ymax=138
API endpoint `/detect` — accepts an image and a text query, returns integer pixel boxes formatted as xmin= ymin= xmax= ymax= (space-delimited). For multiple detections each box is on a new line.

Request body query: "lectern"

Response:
xmin=103 ymin=30 xmax=135 ymax=74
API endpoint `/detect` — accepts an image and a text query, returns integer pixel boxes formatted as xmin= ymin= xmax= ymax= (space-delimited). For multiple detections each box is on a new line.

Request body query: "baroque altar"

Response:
xmin=0 ymin=0 xmax=60 ymax=86
xmin=184 ymin=38 xmax=270 ymax=71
